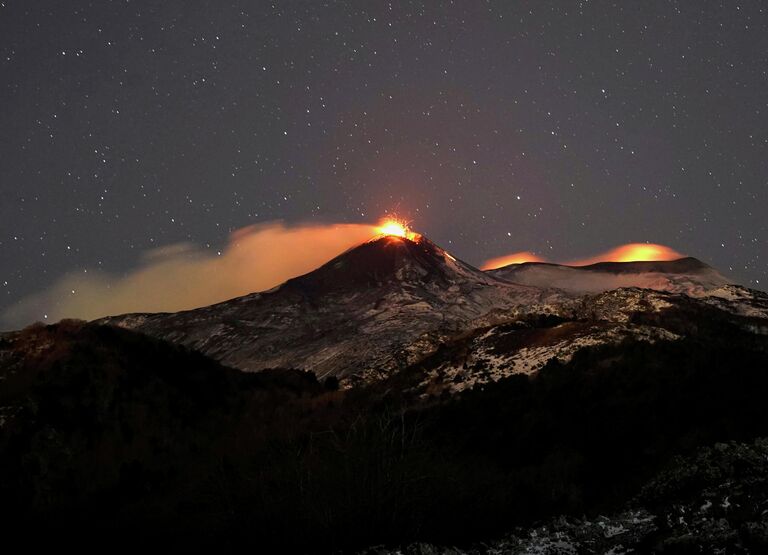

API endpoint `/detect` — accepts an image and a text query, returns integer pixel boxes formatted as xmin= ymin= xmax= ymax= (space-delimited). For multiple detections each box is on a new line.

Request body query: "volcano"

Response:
xmin=281 ymin=233 xmax=495 ymax=294
xmin=101 ymin=232 xmax=766 ymax=386
xmin=5 ymin=231 xmax=768 ymax=552
xmin=101 ymin=234 xmax=555 ymax=383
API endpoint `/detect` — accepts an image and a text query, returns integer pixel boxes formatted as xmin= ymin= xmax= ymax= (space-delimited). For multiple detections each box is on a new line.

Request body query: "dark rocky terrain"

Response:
xmin=367 ymin=439 xmax=768 ymax=554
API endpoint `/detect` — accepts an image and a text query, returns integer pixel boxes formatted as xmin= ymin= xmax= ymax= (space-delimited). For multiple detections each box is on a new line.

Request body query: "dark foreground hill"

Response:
xmin=0 ymin=320 xmax=328 ymax=550
xmin=2 ymin=315 xmax=768 ymax=552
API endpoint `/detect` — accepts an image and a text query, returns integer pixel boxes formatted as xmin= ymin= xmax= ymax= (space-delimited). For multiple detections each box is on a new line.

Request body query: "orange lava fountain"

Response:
xmin=375 ymin=217 xmax=420 ymax=241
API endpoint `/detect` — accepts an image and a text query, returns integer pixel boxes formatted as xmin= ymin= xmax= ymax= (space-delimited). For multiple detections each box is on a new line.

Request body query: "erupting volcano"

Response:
xmin=374 ymin=217 xmax=420 ymax=241
xmin=6 ymin=214 xmax=767 ymax=555
xmin=95 ymin=218 xmax=750 ymax=382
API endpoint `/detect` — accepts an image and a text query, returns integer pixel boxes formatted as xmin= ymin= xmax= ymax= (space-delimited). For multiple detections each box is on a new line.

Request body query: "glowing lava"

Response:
xmin=375 ymin=217 xmax=419 ymax=241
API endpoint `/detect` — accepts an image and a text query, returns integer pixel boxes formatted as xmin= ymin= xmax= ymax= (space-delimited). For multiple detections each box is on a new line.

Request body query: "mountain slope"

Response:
xmin=101 ymin=235 xmax=560 ymax=383
xmin=100 ymin=236 xmax=765 ymax=385
xmin=384 ymin=284 xmax=768 ymax=396
xmin=5 ymin=312 xmax=768 ymax=553
xmin=4 ymin=243 xmax=768 ymax=551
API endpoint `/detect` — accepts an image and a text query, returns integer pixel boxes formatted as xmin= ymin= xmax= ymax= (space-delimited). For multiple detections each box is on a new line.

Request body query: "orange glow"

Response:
xmin=481 ymin=251 xmax=545 ymax=270
xmin=481 ymin=243 xmax=685 ymax=269
xmin=568 ymin=243 xmax=684 ymax=266
xmin=375 ymin=217 xmax=420 ymax=241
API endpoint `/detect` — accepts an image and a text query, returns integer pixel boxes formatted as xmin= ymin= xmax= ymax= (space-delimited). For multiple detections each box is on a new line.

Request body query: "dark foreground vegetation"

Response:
xmin=1 ymin=318 xmax=768 ymax=552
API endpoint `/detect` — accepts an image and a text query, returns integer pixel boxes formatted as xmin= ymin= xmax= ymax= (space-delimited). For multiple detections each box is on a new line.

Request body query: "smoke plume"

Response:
xmin=2 ymin=221 xmax=378 ymax=329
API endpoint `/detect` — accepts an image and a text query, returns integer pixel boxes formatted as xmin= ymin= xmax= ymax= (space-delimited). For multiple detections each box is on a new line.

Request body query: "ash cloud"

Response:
xmin=2 ymin=221 xmax=377 ymax=330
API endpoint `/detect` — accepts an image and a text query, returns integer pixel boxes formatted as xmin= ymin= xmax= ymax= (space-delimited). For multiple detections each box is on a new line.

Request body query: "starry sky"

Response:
xmin=1 ymin=0 xmax=767 ymax=325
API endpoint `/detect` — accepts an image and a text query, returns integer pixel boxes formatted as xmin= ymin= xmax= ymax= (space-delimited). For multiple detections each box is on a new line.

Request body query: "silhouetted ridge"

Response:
xmin=492 ymin=257 xmax=711 ymax=274
xmin=487 ymin=256 xmax=731 ymax=296
xmin=577 ymin=257 xmax=712 ymax=274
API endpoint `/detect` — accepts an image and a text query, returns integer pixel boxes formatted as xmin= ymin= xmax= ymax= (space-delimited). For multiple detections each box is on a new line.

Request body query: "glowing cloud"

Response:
xmin=567 ymin=243 xmax=684 ymax=266
xmin=2 ymin=221 xmax=380 ymax=329
xmin=482 ymin=243 xmax=684 ymax=270
xmin=481 ymin=251 xmax=546 ymax=270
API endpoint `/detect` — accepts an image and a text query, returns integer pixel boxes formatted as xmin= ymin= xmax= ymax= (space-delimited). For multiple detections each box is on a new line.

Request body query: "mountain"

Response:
xmin=4 ymin=234 xmax=768 ymax=551
xmin=488 ymin=256 xmax=731 ymax=295
xmin=101 ymin=234 xmax=764 ymax=387
xmin=101 ymin=234 xmax=562 ymax=384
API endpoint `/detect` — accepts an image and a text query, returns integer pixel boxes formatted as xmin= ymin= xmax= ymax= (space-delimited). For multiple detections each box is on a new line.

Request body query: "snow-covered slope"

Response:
xmin=418 ymin=319 xmax=681 ymax=395
xmin=100 ymin=235 xmax=766 ymax=388
xmin=699 ymin=284 xmax=768 ymax=319
xmin=393 ymin=284 xmax=768 ymax=396
xmin=101 ymin=235 xmax=562 ymax=383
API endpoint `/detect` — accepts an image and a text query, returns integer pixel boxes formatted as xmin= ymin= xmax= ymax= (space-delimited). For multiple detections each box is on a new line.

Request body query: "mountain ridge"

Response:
xmin=99 ymin=234 xmax=559 ymax=383
xmin=489 ymin=255 xmax=731 ymax=295
xmin=4 ymin=234 xmax=768 ymax=552
xmin=98 ymin=233 xmax=764 ymax=387
xmin=494 ymin=255 xmax=712 ymax=274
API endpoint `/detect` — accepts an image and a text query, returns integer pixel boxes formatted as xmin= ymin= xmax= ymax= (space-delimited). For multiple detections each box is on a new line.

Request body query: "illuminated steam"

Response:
xmin=482 ymin=243 xmax=684 ymax=270
xmin=2 ymin=221 xmax=378 ymax=328
xmin=566 ymin=243 xmax=684 ymax=266
xmin=481 ymin=251 xmax=546 ymax=270
xmin=3 ymin=220 xmax=690 ymax=331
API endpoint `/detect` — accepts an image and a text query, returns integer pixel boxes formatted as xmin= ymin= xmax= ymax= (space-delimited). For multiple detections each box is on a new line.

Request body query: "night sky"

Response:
xmin=2 ymin=1 xmax=767 ymax=326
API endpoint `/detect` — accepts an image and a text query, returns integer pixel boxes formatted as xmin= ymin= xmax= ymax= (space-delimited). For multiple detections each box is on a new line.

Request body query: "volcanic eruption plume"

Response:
xmin=374 ymin=217 xmax=420 ymax=241
xmin=2 ymin=220 xmax=382 ymax=328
